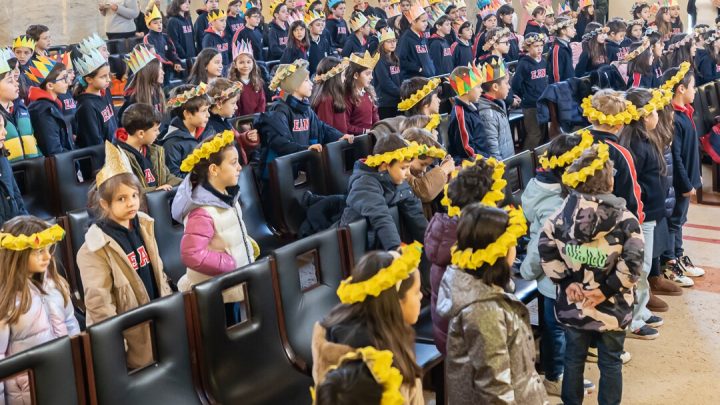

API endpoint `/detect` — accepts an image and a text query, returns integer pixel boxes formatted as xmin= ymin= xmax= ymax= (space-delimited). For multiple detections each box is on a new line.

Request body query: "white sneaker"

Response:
xmin=664 ymin=262 xmax=695 ymax=287
xmin=680 ymin=256 xmax=705 ymax=277
xmin=584 ymin=379 xmax=595 ymax=393
xmin=544 ymin=377 xmax=562 ymax=396
xmin=621 ymin=350 xmax=632 ymax=364
xmin=587 ymin=347 xmax=631 ymax=364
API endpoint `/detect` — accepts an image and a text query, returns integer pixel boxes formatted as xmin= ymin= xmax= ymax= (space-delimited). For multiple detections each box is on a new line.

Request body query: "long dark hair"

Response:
xmin=621 ymin=88 xmax=666 ymax=175
xmin=627 ymin=41 xmax=653 ymax=76
xmin=188 ymin=48 xmax=220 ymax=85
xmin=379 ymin=38 xmax=399 ymax=66
xmin=654 ymin=6 xmax=672 ymax=39
xmin=582 ymin=22 xmax=607 ymax=65
xmin=124 ymin=59 xmax=165 ymax=113
xmin=344 ymin=60 xmax=376 ymax=104
xmin=321 ymin=250 xmax=421 ymax=383
xmin=310 ymin=56 xmax=347 ymax=112
xmin=188 ymin=139 xmax=236 ymax=188
xmin=702 ymin=31 xmax=720 ymax=65
xmin=287 ymin=20 xmax=311 ymax=51
xmin=663 ymin=34 xmax=695 ymax=71
xmin=497 ymin=4 xmax=515 ymax=33
xmin=166 ymin=0 xmax=191 ymax=18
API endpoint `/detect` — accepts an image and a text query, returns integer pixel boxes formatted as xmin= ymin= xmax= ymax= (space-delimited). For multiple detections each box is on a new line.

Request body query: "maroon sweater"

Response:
xmin=236 ymin=83 xmax=266 ymax=116
xmin=314 ymin=95 xmax=348 ymax=134
xmin=345 ymin=92 xmax=379 ymax=135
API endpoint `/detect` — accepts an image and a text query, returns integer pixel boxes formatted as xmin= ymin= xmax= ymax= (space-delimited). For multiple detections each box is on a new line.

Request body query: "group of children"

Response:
xmin=0 ymin=0 xmax=713 ymax=404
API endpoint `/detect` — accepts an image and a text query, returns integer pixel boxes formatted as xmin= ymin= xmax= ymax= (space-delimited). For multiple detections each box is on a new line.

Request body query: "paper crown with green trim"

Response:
xmin=78 ymin=33 xmax=106 ymax=55
xmin=12 ymin=35 xmax=35 ymax=51
xmin=208 ymin=9 xmax=227 ymax=22
xmin=145 ymin=4 xmax=163 ymax=25
xmin=74 ymin=48 xmax=107 ymax=78
xmin=304 ymin=10 xmax=325 ymax=25
xmin=482 ymin=59 xmax=507 ymax=82
xmin=25 ymin=55 xmax=60 ymax=85
xmin=127 ymin=45 xmax=158 ymax=74
xmin=350 ymin=11 xmax=369 ymax=31
xmin=449 ymin=64 xmax=483 ymax=96
xmin=0 ymin=54 xmax=11 ymax=76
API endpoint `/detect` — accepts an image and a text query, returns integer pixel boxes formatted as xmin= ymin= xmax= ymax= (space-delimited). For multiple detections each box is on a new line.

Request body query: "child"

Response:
xmin=166 ymin=0 xmax=197 ymax=62
xmin=625 ymin=19 xmax=645 ymax=44
xmin=311 ymin=56 xmax=350 ymax=133
xmin=547 ymin=16 xmax=576 ymax=83
xmin=11 ymin=35 xmax=35 ymax=71
xmin=171 ymin=132 xmax=258 ymax=325
xmin=653 ymin=6 xmax=673 ymax=42
xmin=205 ymin=78 xmax=260 ymax=164
xmin=366 ymin=16 xmax=383 ymax=55
xmin=225 ymin=0 xmax=246 ymax=37
xmin=472 ymin=6 xmax=499 ymax=59
xmin=626 ymin=37 xmax=657 ymax=88
xmin=540 ymin=143 xmax=643 ymax=405
xmin=524 ymin=2 xmax=549 ymax=38
xmin=575 ymin=23 xmax=608 ymax=77
xmin=312 ymin=244 xmax=424 ymax=403
xmin=342 ymin=12 xmax=370 ymax=57
xmin=116 ymin=103 xmax=182 ymax=193
xmin=451 ymin=21 xmax=474 ymax=67
xmin=325 ymin=0 xmax=349 ymax=52
xmin=161 ymin=83 xmax=212 ymax=177
xmin=428 ymin=15 xmax=453 ymax=75
xmin=202 ymin=10 xmax=231 ymax=68
xmin=188 ymin=48 xmax=224 ymax=85
xmin=232 ymin=7 xmax=265 ymax=62
xmin=344 ymin=51 xmax=379 ymax=134
xmin=477 ymin=60 xmax=514 ymax=159
xmin=447 ymin=65 xmax=484 ymax=162
xmin=479 ymin=27 xmax=510 ymax=63
xmin=118 ymin=46 xmax=165 ymax=123
xmin=0 ymin=217 xmax=79 ymax=404
xmin=228 ymin=41 xmax=267 ymax=116
xmin=398 ymin=77 xmax=441 ymax=117
xmin=512 ymin=32 xmax=549 ymax=150
xmin=26 ymin=55 xmax=74 ymax=156
xmin=340 ymin=134 xmax=427 ymax=249
xmin=0 ymin=63 xmax=38 ymax=164
xmin=25 ymin=25 xmax=51 ymax=58
xmin=664 ymin=34 xmax=696 ymax=74
xmin=648 ymin=30 xmax=666 ymax=84
xmin=144 ymin=5 xmax=184 ymax=80
xmin=402 ymin=128 xmax=454 ymax=217
xmin=605 ymin=18 xmax=628 ymax=62
xmin=307 ymin=10 xmax=332 ymax=75
xmin=695 ymin=30 xmax=720 ymax=86
xmin=373 ymin=30 xmax=402 ymax=119
xmin=79 ymin=142 xmax=173 ymax=369
xmin=669 ymin=2 xmax=683 ymax=35
xmin=194 ymin=0 xmax=222 ymax=49
xmin=0 ymin=112 xmax=26 ymax=224
xmin=397 ymin=3 xmax=435 ymax=80
xmin=280 ymin=20 xmax=311 ymax=63
xmin=631 ymin=2 xmax=651 ymax=26
xmin=268 ymin=0 xmax=290 ymax=60
xmin=497 ymin=4 xmax=520 ymax=61
xmin=73 ymin=49 xmax=117 ymax=148
xmin=660 ymin=64 xmax=705 ymax=283
xmin=437 ymin=203 xmax=547 ymax=404
xmin=574 ymin=0 xmax=595 ymax=42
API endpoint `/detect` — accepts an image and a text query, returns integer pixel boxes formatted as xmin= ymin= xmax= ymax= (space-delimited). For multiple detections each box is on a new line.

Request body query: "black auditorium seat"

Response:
xmin=48 ymin=144 xmax=105 ymax=214
xmin=11 ymin=156 xmax=55 ymax=218
xmin=322 ymin=134 xmax=373 ymax=195
xmin=501 ymin=150 xmax=535 ymax=207
xmin=145 ymin=188 xmax=186 ymax=284
xmin=63 ymin=209 xmax=90 ymax=306
xmin=239 ymin=165 xmax=283 ymax=254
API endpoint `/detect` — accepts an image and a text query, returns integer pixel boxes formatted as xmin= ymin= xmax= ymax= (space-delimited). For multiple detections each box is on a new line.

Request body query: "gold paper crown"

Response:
xmin=13 ymin=35 xmax=36 ymax=51
xmin=313 ymin=57 xmax=349 ymax=83
xmin=441 ymin=156 xmax=506 ymax=217
xmin=304 ymin=10 xmax=325 ymax=25
xmin=365 ymin=141 xmax=425 ymax=167
xmin=167 ymin=82 xmax=209 ymax=108
xmin=310 ymin=347 xmax=404 ymax=405
xmin=349 ymin=50 xmax=380 ymax=70
xmin=350 ymin=12 xmax=369 ymax=31
xmin=269 ymin=59 xmax=309 ymax=91
xmin=0 ymin=224 xmax=65 ymax=251
xmin=562 ymin=143 xmax=610 ymax=188
xmin=180 ymin=131 xmax=235 ymax=173
xmin=96 ymin=141 xmax=134 ymax=187
xmin=397 ymin=77 xmax=440 ymax=111
xmin=269 ymin=0 xmax=285 ymax=14
xmin=145 ymin=4 xmax=163 ymax=25
xmin=539 ymin=130 xmax=594 ymax=170
xmin=336 ymin=242 xmax=423 ymax=304
xmin=25 ymin=55 xmax=59 ymax=85
xmin=581 ymin=96 xmax=640 ymax=126
xmin=524 ymin=0 xmax=544 ymax=14
xmin=212 ymin=81 xmax=243 ymax=103
xmin=127 ymin=45 xmax=158 ymax=74
xmin=623 ymin=36 xmax=651 ymax=62
xmin=404 ymin=3 xmax=426 ymax=21
xmin=208 ymin=9 xmax=227 ymax=22
xmin=482 ymin=27 xmax=510 ymax=51
xmin=379 ymin=30 xmax=397 ymax=43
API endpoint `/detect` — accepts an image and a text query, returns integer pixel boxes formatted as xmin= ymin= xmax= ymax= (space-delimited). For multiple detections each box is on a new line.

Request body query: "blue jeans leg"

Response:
xmin=596 ymin=330 xmax=626 ymax=405
xmin=664 ymin=195 xmax=689 ymax=261
xmin=631 ymin=221 xmax=656 ymax=330
xmin=561 ymin=328 xmax=591 ymax=405
xmin=541 ymin=296 xmax=566 ymax=381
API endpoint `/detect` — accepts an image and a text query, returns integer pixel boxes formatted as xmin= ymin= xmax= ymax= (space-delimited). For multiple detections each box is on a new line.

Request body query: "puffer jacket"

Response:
xmin=436 ymin=266 xmax=548 ymax=405
xmin=424 ymin=213 xmax=458 ymax=355
xmin=476 ymin=96 xmax=515 ymax=160
xmin=539 ymin=192 xmax=644 ymax=332
xmin=77 ymin=212 xmax=173 ymax=369
xmin=0 ymin=279 xmax=80 ymax=405
xmin=171 ymin=177 xmax=256 ymax=302
xmin=663 ymin=146 xmax=675 ymax=217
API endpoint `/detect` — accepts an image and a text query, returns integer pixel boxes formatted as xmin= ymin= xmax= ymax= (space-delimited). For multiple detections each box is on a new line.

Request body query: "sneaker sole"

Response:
xmin=627 ymin=332 xmax=659 ymax=340
xmin=647 ymin=305 xmax=669 ymax=313
xmin=646 ymin=321 xmax=664 ymax=328
xmin=650 ymin=289 xmax=683 ymax=296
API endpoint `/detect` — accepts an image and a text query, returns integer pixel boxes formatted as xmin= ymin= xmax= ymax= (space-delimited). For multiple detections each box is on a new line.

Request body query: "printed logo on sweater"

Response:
xmin=280 ymin=37 xmax=288 ymax=45
xmin=144 ymin=168 xmax=156 ymax=184
xmin=183 ymin=25 xmax=193 ymax=34
xmin=63 ymin=98 xmax=77 ymax=110
xmin=390 ymin=66 xmax=400 ymax=75
xmin=337 ymin=27 xmax=347 ymax=35
xmin=101 ymin=105 xmax=114 ymax=123
xmin=530 ymin=68 xmax=547 ymax=80
xmin=415 ymin=44 xmax=428 ymax=53
xmin=217 ymin=43 xmax=229 ymax=52
xmin=231 ymin=23 xmax=244 ymax=32
xmin=565 ymin=244 xmax=607 ymax=268
xmin=127 ymin=246 xmax=150 ymax=271
xmin=293 ymin=118 xmax=310 ymax=132
xmin=443 ymin=48 xmax=452 ymax=57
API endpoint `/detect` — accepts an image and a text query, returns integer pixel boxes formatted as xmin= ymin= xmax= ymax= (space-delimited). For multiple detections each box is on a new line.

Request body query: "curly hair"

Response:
xmin=446 ymin=162 xmax=497 ymax=209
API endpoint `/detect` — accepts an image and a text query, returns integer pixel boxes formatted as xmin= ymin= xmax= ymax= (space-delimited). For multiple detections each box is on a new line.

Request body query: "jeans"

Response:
xmin=541 ymin=296 xmax=566 ymax=381
xmin=562 ymin=328 xmax=625 ymax=405
xmin=662 ymin=195 xmax=690 ymax=262
xmin=631 ymin=220 xmax=656 ymax=331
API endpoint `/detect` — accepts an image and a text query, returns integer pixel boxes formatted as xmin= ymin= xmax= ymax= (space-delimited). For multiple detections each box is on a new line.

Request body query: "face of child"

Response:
xmin=410 ymin=156 xmax=433 ymax=174
xmin=229 ymin=3 xmax=241 ymax=15
xmin=276 ymin=5 xmax=289 ymax=21
xmin=428 ymin=93 xmax=440 ymax=114
xmin=438 ymin=20 xmax=452 ymax=35
xmin=662 ymin=10 xmax=671 ymax=23
xmin=293 ymin=24 xmax=306 ymax=41
xmin=400 ymin=0 xmax=410 ymax=11
xmin=235 ymin=54 xmax=254 ymax=76
xmin=379 ymin=0 xmax=389 ymax=7
xmin=187 ymin=105 xmax=211 ymax=128
xmin=87 ymin=65 xmax=112 ymax=91
xmin=104 ymin=183 xmax=141 ymax=225
xmin=496 ymin=36 xmax=510 ymax=54
xmin=48 ymin=70 xmax=71 ymax=96
xmin=355 ymin=68 xmax=373 ymax=88
xmin=681 ymin=76 xmax=696 ymax=104
xmin=0 ymin=116 xmax=6 ymax=148
xmin=641 ymin=7 xmax=650 ymax=21
xmin=383 ymin=39 xmax=397 ymax=52
xmin=644 ymin=110 xmax=659 ymax=131
xmin=13 ymin=47 xmax=33 ymax=65
xmin=37 ymin=32 xmax=52 ymax=50
xmin=587 ymin=5 xmax=594 ymax=15
xmin=691 ymin=41 xmax=697 ymax=57
xmin=564 ymin=25 xmax=576 ymax=39
xmin=385 ymin=159 xmax=411 ymax=184
xmin=207 ymin=54 xmax=224 ymax=78
xmin=670 ymin=6 xmax=680 ymax=18
xmin=596 ymin=32 xmax=607 ymax=44
xmin=527 ymin=41 xmax=543 ymax=58
xmin=458 ymin=6 xmax=467 ymax=18
xmin=399 ymin=271 xmax=422 ymax=325
xmin=447 ymin=9 xmax=458 ymax=20
xmin=217 ymin=95 xmax=239 ymax=117
xmin=311 ymin=20 xmax=326 ymax=35
xmin=28 ymin=246 xmax=54 ymax=274
xmin=207 ymin=0 xmax=220 ymax=10
xmin=630 ymin=25 xmax=643 ymax=40
xmin=333 ymin=3 xmax=346 ymax=17
xmin=500 ymin=13 xmax=512 ymax=24
xmin=411 ymin=14 xmax=428 ymax=33
xmin=0 ymin=74 xmax=19 ymax=103
xmin=534 ymin=11 xmax=546 ymax=24
xmin=484 ymin=16 xmax=497 ymax=29
xmin=545 ymin=15 xmax=554 ymax=25
xmin=296 ymin=76 xmax=313 ymax=98
xmin=181 ymin=0 xmax=190 ymax=11
xmin=466 ymin=84 xmax=482 ymax=103
xmin=157 ymin=63 xmax=165 ymax=84
xmin=212 ymin=17 xmax=227 ymax=33
xmin=652 ymin=40 xmax=663 ymax=57
xmin=149 ymin=18 xmax=163 ymax=32
xmin=211 ymin=147 xmax=242 ymax=189
xmin=492 ymin=76 xmax=510 ymax=99
xmin=139 ymin=123 xmax=161 ymax=144
xmin=460 ymin=27 xmax=473 ymax=40
xmin=360 ymin=23 xmax=371 ymax=36
xmin=608 ymin=31 xmax=625 ymax=43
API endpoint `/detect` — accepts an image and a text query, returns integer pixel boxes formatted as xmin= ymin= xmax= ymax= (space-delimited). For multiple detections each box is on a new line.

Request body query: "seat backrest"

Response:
xmin=84 ymin=293 xmax=203 ymax=405
xmin=145 ymin=189 xmax=186 ymax=284
xmin=64 ymin=209 xmax=90 ymax=304
xmin=11 ymin=157 xmax=55 ymax=218
xmin=437 ymin=113 xmax=450 ymax=148
xmin=322 ymin=135 xmax=373 ymax=195
xmin=700 ymin=82 xmax=718 ymax=133
xmin=268 ymin=150 xmax=327 ymax=237
xmin=49 ymin=145 xmax=105 ymax=214
xmin=502 ymin=150 xmax=535 ymax=206
xmin=338 ymin=219 xmax=368 ymax=277
xmin=189 ymin=258 xmax=313 ymax=404
xmin=239 ymin=165 xmax=282 ymax=254
xmin=693 ymin=89 xmax=708 ymax=137
xmin=0 ymin=336 xmax=84 ymax=405
xmin=271 ymin=228 xmax=346 ymax=372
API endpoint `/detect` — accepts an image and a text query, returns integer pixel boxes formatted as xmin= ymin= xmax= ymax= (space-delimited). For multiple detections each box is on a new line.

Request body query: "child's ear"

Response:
xmin=99 ymin=199 xmax=110 ymax=212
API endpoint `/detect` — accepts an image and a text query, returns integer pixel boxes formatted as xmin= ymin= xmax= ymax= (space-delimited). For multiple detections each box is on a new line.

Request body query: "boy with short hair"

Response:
xmin=232 ymin=7 xmax=265 ymax=62
xmin=307 ymin=10 xmax=331 ymax=75
xmin=447 ymin=64 xmax=484 ymax=163
xmin=428 ymin=15 xmax=453 ymax=75
xmin=202 ymin=10 xmax=231 ymax=67
xmin=194 ymin=0 xmax=221 ymax=49
xmin=25 ymin=25 xmax=51 ymax=57
xmin=143 ymin=5 xmax=184 ymax=79
xmin=477 ymin=60 xmax=514 ymax=159
xmin=547 ymin=16 xmax=576 ymax=83
xmin=342 ymin=12 xmax=370 ymax=57
xmin=605 ymin=18 xmax=628 ymax=62
xmin=268 ymin=1 xmax=290 ymax=60
xmin=451 ymin=21 xmax=474 ymax=68
xmin=512 ymin=33 xmax=549 ymax=150
xmin=12 ymin=35 xmax=35 ymax=71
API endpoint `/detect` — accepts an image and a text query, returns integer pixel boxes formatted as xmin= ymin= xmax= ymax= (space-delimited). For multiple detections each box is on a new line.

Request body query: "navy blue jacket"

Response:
xmin=160 ymin=116 xmax=204 ymax=178
xmin=144 ymin=30 xmax=182 ymax=66
xmin=325 ymin=17 xmax=349 ymax=49
xmin=663 ymin=146 xmax=676 ymax=217
xmin=193 ymin=10 xmax=210 ymax=49
xmin=605 ymin=39 xmax=627 ymax=63
xmin=233 ymin=26 xmax=265 ymax=61
xmin=671 ymin=104 xmax=703 ymax=195
xmin=367 ymin=34 xmax=379 ymax=55
xmin=202 ymin=29 xmax=231 ymax=67
xmin=575 ymin=50 xmax=607 ymax=78
xmin=225 ymin=14 xmax=245 ymax=38
xmin=267 ymin=21 xmax=289 ymax=60
xmin=0 ymin=154 xmax=27 ymax=225
xmin=340 ymin=160 xmax=427 ymax=250
xmin=373 ymin=56 xmax=401 ymax=108
xmin=547 ymin=39 xmax=574 ymax=83
xmin=451 ymin=40 xmax=473 ymax=68
xmin=57 ymin=92 xmax=78 ymax=135
xmin=695 ymin=48 xmax=720 ymax=86
xmin=75 ymin=92 xmax=118 ymax=148
xmin=27 ymin=92 xmax=74 ymax=156
xmin=309 ymin=35 xmax=333 ymax=75
xmin=280 ymin=43 xmax=308 ymax=64
xmin=626 ymin=134 xmax=666 ymax=222
xmin=447 ymin=97 xmax=484 ymax=163
xmin=428 ymin=34 xmax=453 ymax=75
xmin=505 ymin=31 xmax=520 ymax=62
xmin=341 ymin=34 xmax=368 ymax=58
xmin=627 ymin=70 xmax=657 ymax=89
xmin=397 ymin=29 xmax=436 ymax=80
xmin=167 ymin=15 xmax=196 ymax=60
xmin=511 ymin=54 xmax=549 ymax=108
xmin=537 ymin=79 xmax=587 ymax=132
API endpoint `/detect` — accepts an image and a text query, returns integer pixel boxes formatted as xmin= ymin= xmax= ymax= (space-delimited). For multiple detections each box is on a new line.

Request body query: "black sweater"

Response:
xmin=695 ymin=48 xmax=719 ymax=86
xmin=627 ymin=134 xmax=666 ymax=222
xmin=144 ymin=30 xmax=181 ymax=66
xmin=309 ymin=35 xmax=333 ymax=75
xmin=511 ymin=54 xmax=548 ymax=108
xmin=267 ymin=21 xmax=289 ymax=60
xmin=397 ymin=29 xmax=436 ymax=81
xmin=341 ymin=34 xmax=368 ymax=58
xmin=428 ymin=34 xmax=453 ymax=76
xmin=605 ymin=39 xmax=627 ymax=63
xmin=373 ymin=56 xmax=401 ymax=108
xmin=325 ymin=17 xmax=349 ymax=49
xmin=201 ymin=29 xmax=230 ymax=67
xmin=27 ymin=92 xmax=74 ymax=156
xmin=451 ymin=40 xmax=473 ymax=68
xmin=75 ymin=92 xmax=118 ymax=148
xmin=233 ymin=26 xmax=265 ymax=61
xmin=671 ymin=103 xmax=703 ymax=195
xmin=167 ymin=15 xmax=196 ymax=60
xmin=547 ymin=39 xmax=575 ymax=83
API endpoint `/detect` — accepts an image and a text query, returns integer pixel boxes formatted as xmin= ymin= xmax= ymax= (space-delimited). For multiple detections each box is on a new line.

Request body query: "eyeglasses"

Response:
xmin=53 ymin=74 xmax=71 ymax=83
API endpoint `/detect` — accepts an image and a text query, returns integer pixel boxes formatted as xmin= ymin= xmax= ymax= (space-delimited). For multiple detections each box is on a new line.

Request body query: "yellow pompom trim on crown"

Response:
xmin=310 ymin=347 xmax=404 ymax=405
xmin=250 ymin=238 xmax=260 ymax=260
xmin=581 ymin=97 xmax=641 ymax=126
xmin=180 ymin=130 xmax=235 ymax=173
xmin=365 ymin=142 xmax=424 ymax=167
xmin=450 ymin=206 xmax=527 ymax=270
xmin=561 ymin=142 xmax=610 ymax=188
xmin=635 ymin=88 xmax=673 ymax=117
xmin=336 ymin=242 xmax=422 ymax=304
xmin=424 ymin=114 xmax=441 ymax=131
xmin=0 ymin=224 xmax=65 ymax=251
xmin=441 ymin=157 xmax=507 ymax=217
xmin=397 ymin=78 xmax=441 ymax=112
xmin=421 ymin=145 xmax=447 ymax=159
xmin=660 ymin=61 xmax=691 ymax=92
xmin=539 ymin=130 xmax=593 ymax=170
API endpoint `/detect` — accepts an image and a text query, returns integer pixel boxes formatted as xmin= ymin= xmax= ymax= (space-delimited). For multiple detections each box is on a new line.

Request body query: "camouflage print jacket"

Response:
xmin=539 ymin=191 xmax=644 ymax=332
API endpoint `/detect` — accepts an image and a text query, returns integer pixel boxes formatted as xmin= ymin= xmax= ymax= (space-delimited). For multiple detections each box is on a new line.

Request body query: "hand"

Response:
xmin=110 ymin=3 xmax=118 ymax=11
xmin=582 ymin=288 xmax=607 ymax=309
xmin=308 ymin=144 xmax=323 ymax=152
xmin=440 ymin=157 xmax=455 ymax=175
xmin=157 ymin=184 xmax=174 ymax=191
xmin=341 ymin=134 xmax=354 ymax=144
xmin=174 ymin=64 xmax=184 ymax=72
xmin=246 ymin=129 xmax=259 ymax=143
xmin=565 ymin=283 xmax=584 ymax=303
xmin=683 ymin=188 xmax=696 ymax=197
xmin=513 ymin=95 xmax=521 ymax=108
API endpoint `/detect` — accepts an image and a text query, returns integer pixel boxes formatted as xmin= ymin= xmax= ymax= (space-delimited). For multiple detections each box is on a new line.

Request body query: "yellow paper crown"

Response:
xmin=562 ymin=142 xmax=610 ymax=188
xmin=0 ymin=224 xmax=65 ymax=251
xmin=167 ymin=82 xmax=209 ymax=108
xmin=539 ymin=130 xmax=594 ymax=170
xmin=145 ymin=4 xmax=163 ymax=25
xmin=581 ymin=96 xmax=640 ymax=126
xmin=365 ymin=141 xmax=424 ymax=167
xmin=336 ymin=242 xmax=423 ymax=304
xmin=441 ymin=156 xmax=506 ymax=217
xmin=314 ymin=57 xmax=349 ymax=83
xmin=634 ymin=88 xmax=673 ymax=117
xmin=127 ymin=45 xmax=158 ymax=74
xmin=208 ymin=9 xmax=227 ymax=22
xmin=269 ymin=0 xmax=285 ymax=14
xmin=350 ymin=12 xmax=369 ymax=31
xmin=450 ymin=206 xmax=527 ymax=270
xmin=424 ymin=114 xmax=441 ymax=131
xmin=180 ymin=131 xmax=235 ymax=173
xmin=12 ymin=35 xmax=35 ymax=51
xmin=379 ymin=30 xmax=397 ymax=43
xmin=310 ymin=347 xmax=404 ymax=405
xmin=96 ymin=142 xmax=134 ymax=187
xmin=304 ymin=9 xmax=325 ymax=25
xmin=397 ymin=77 xmax=441 ymax=111
xmin=660 ymin=61 xmax=691 ymax=92
xmin=349 ymin=50 xmax=380 ymax=70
